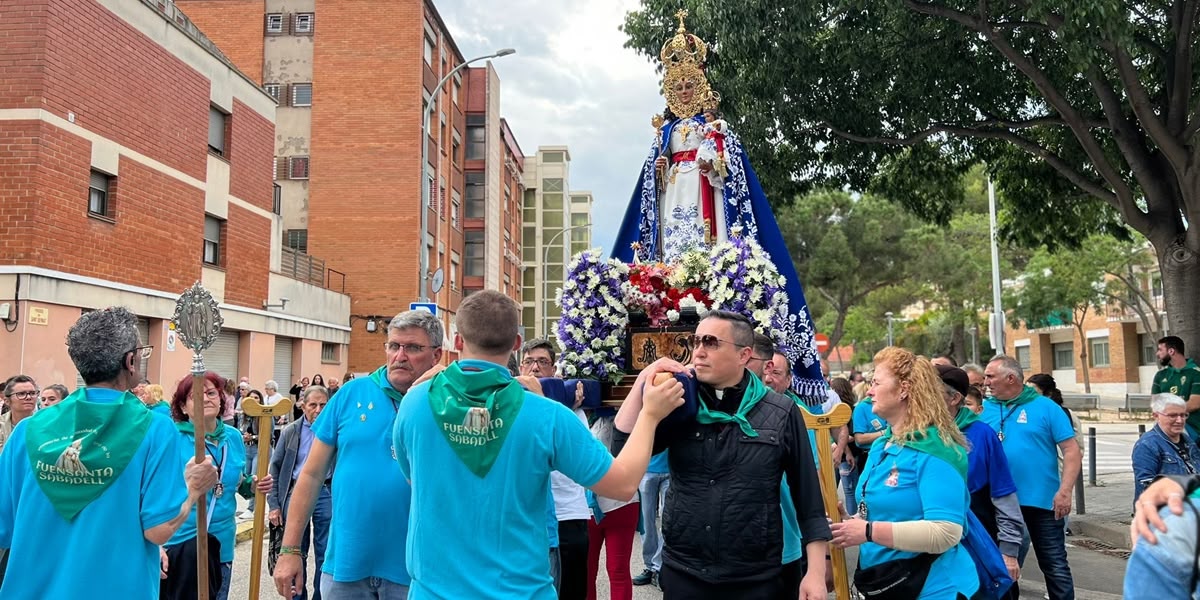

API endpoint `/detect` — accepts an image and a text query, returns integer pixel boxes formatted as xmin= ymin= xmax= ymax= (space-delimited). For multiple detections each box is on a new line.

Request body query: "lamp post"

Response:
xmin=418 ymin=48 xmax=516 ymax=302
xmin=987 ymin=176 xmax=1005 ymax=354
xmin=885 ymin=311 xmax=895 ymax=347
xmin=542 ymin=222 xmax=591 ymax=338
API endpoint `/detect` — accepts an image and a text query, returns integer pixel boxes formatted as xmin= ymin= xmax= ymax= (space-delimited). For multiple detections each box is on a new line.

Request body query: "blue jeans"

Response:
xmin=319 ymin=573 xmax=409 ymax=599
xmin=1018 ymin=506 xmax=1074 ymax=600
xmin=839 ymin=460 xmax=860 ymax=513
xmin=244 ymin=448 xmax=259 ymax=512
xmin=285 ymin=485 xmax=333 ymax=600
xmin=217 ymin=562 xmax=232 ymax=600
xmin=1125 ymin=503 xmax=1200 ymax=599
xmin=638 ymin=471 xmax=669 ymax=571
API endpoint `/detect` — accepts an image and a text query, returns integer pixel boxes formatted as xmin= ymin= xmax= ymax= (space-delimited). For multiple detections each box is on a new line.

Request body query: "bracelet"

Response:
xmin=865 ymin=521 xmax=874 ymax=542
xmin=279 ymin=545 xmax=304 ymax=557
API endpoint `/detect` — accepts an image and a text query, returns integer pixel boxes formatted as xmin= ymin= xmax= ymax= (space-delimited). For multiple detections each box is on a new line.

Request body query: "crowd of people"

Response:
xmin=2 ymin=300 xmax=1199 ymax=599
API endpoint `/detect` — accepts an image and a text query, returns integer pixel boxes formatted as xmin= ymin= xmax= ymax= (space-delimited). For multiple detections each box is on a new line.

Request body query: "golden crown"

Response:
xmin=659 ymin=10 xmax=708 ymax=68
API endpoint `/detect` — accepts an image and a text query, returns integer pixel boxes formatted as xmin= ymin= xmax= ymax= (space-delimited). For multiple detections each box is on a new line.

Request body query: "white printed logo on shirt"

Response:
xmin=1017 ymin=410 xmax=1028 ymax=424
xmin=885 ymin=464 xmax=900 ymax=487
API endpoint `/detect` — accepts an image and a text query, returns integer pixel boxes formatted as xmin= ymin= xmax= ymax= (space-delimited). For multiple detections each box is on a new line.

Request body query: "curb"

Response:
xmin=235 ymin=520 xmax=255 ymax=544
xmin=1072 ymin=516 xmax=1132 ymax=550
xmin=1020 ymin=577 xmax=1123 ymax=600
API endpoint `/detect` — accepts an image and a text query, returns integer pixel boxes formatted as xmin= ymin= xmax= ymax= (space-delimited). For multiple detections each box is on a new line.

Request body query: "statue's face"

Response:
xmin=673 ymin=79 xmax=696 ymax=105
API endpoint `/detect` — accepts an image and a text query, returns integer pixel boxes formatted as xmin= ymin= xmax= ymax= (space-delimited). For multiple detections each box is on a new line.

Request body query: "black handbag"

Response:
xmin=854 ymin=552 xmax=938 ymax=600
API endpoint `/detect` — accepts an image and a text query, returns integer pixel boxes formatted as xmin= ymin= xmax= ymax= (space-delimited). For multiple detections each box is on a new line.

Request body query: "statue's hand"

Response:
xmin=655 ymin=156 xmax=668 ymax=169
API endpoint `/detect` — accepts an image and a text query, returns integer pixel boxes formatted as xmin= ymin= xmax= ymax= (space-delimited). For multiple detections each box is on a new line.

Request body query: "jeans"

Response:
xmin=244 ymin=447 xmax=258 ymax=512
xmin=319 ymin=573 xmax=409 ymax=600
xmin=638 ymin=472 xmax=670 ymax=572
xmin=1124 ymin=503 xmax=1200 ymax=599
xmin=587 ymin=502 xmax=639 ymax=600
xmin=217 ymin=562 xmax=232 ymax=600
xmin=839 ymin=459 xmax=860 ymax=513
xmin=285 ymin=485 xmax=333 ymax=600
xmin=558 ymin=519 xmax=589 ymax=600
xmin=1018 ymin=506 xmax=1074 ymax=600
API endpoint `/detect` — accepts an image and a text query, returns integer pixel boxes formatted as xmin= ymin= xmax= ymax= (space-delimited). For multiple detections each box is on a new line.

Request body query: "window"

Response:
xmin=570 ymin=212 xmax=588 ymax=227
xmin=465 ymin=231 xmax=485 ymax=277
xmin=208 ymin=106 xmax=228 ymax=157
xmin=1052 ymin=342 xmax=1074 ymax=370
xmin=88 ymin=170 xmax=112 ymax=218
xmin=265 ymin=13 xmax=284 ymax=34
xmin=263 ymin=83 xmax=282 ymax=104
xmin=450 ymin=253 xmax=460 ymax=290
xmin=545 ymin=246 xmax=563 ymax=264
xmin=452 ymin=140 xmax=460 ymax=163
xmin=1090 ymin=337 xmax=1111 ymax=368
xmin=440 ymin=115 xmax=447 ymax=150
xmin=451 ymin=196 xmax=461 ymax=229
xmin=466 ymin=114 xmax=486 ymax=159
xmin=294 ymin=13 xmax=314 ymax=34
xmin=285 ymin=229 xmax=308 ymax=253
xmin=543 ymin=151 xmax=565 ymax=163
xmin=423 ymin=36 xmax=435 ymax=66
xmin=289 ymin=156 xmax=310 ymax=179
xmin=291 ymin=83 xmax=312 ymax=107
xmin=543 ymin=178 xmax=564 ymax=192
xmin=452 ymin=80 xmax=460 ymax=106
xmin=572 ymin=195 xmax=589 ymax=204
xmin=522 ymin=268 xmax=535 ymax=290
xmin=1140 ymin=333 xmax=1158 ymax=366
xmin=523 ymin=226 xmax=536 ymax=250
xmin=272 ymin=183 xmax=281 ymax=215
xmin=321 ymin=342 xmax=339 ymax=363
xmin=543 ymin=193 xmax=563 ymax=210
xmin=465 ymin=171 xmax=485 ymax=218
xmin=1015 ymin=346 xmax=1031 ymax=370
xmin=542 ymin=210 xmax=563 ymax=228
xmin=203 ymin=216 xmax=223 ymax=266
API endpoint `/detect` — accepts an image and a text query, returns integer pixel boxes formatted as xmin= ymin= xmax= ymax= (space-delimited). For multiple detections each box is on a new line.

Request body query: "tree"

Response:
xmin=776 ymin=190 xmax=921 ymax=358
xmin=624 ymin=1 xmax=1200 ymax=358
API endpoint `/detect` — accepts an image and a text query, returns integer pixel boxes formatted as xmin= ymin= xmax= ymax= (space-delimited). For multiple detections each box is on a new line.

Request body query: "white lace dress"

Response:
xmin=659 ymin=117 xmax=727 ymax=262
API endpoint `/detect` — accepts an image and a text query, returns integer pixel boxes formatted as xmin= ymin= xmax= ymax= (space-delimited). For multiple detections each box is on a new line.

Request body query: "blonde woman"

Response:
xmin=831 ymin=347 xmax=978 ymax=599
xmin=144 ymin=383 xmax=170 ymax=417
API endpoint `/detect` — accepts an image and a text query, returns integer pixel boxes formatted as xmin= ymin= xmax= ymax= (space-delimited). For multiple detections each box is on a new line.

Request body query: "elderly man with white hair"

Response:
xmin=1132 ymin=393 xmax=1199 ymax=502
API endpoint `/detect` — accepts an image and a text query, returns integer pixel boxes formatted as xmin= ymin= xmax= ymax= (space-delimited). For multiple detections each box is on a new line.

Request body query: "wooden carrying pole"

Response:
xmin=803 ymin=403 xmax=853 ymax=600
xmin=241 ymin=397 xmax=293 ymax=600
xmin=190 ymin=374 xmax=210 ymax=599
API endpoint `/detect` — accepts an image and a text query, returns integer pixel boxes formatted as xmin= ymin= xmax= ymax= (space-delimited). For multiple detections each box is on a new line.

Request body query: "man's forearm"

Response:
xmin=1059 ymin=447 xmax=1082 ymax=495
xmin=803 ymin=541 xmax=828 ymax=576
xmin=282 ymin=472 xmax=323 ymax=546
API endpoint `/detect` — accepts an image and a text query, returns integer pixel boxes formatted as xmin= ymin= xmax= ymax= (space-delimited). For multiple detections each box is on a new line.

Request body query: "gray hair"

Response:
xmin=987 ymin=355 xmax=1024 ymax=382
xmin=45 ymin=383 xmax=70 ymax=401
xmin=4 ymin=374 xmax=37 ymax=398
xmin=302 ymin=385 xmax=330 ymax=403
xmin=1152 ymin=393 xmax=1187 ymax=414
xmin=67 ymin=307 xmax=141 ymax=385
xmin=962 ymin=363 xmax=985 ymax=377
xmin=389 ymin=310 xmax=444 ymax=347
xmin=264 ymin=380 xmax=278 ymax=391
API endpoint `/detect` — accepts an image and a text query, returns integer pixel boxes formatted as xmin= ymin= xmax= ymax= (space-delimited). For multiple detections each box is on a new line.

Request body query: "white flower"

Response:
xmin=666 ymin=309 xmax=680 ymax=322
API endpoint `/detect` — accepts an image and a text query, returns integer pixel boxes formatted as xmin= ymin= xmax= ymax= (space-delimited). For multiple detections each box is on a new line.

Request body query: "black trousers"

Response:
xmin=557 ymin=519 xmax=589 ymax=600
xmin=661 ymin=563 xmax=797 ymax=600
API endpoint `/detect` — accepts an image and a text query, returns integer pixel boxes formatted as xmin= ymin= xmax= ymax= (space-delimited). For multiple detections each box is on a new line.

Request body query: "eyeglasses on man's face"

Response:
xmin=385 ymin=342 xmax=432 ymax=355
xmin=688 ymin=334 xmax=747 ymax=351
xmin=130 ymin=345 xmax=153 ymax=360
xmin=1159 ymin=412 xmax=1189 ymax=421
xmin=521 ymin=357 xmax=553 ymax=367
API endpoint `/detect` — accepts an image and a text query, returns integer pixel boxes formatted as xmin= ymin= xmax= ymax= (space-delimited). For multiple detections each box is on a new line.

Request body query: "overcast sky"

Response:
xmin=437 ymin=0 xmax=664 ymax=255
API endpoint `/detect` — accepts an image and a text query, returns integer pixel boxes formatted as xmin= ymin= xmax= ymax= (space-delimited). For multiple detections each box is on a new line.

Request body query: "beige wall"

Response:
xmin=0 ymin=301 xmax=77 ymax=390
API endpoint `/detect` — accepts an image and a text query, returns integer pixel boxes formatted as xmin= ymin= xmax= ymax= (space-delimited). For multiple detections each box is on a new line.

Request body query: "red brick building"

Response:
xmin=0 ymin=0 xmax=350 ymax=393
xmin=178 ymin=0 xmax=525 ymax=372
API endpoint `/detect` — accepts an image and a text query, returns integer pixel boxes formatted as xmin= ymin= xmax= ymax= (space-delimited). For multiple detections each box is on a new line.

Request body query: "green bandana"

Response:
xmin=369 ymin=365 xmax=406 ymax=406
xmin=428 ymin=361 xmax=525 ymax=478
xmin=954 ymin=407 xmax=980 ymax=431
xmin=24 ymin=388 xmax=152 ymax=521
xmin=998 ymin=385 xmax=1041 ymax=407
xmin=175 ymin=420 xmax=226 ymax=443
xmin=784 ymin=390 xmax=805 ymax=409
xmin=882 ymin=426 xmax=968 ymax=481
xmin=696 ymin=372 xmax=769 ymax=438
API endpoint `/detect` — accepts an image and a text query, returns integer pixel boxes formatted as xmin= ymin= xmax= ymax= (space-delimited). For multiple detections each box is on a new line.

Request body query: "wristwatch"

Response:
xmin=865 ymin=521 xmax=874 ymax=542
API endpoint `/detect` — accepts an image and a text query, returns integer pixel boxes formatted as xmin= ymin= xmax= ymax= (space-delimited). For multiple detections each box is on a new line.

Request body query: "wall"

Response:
xmin=174 ymin=0 xmax=267 ymax=83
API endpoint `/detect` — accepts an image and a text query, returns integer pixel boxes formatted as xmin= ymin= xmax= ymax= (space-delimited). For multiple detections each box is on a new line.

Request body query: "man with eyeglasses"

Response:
xmin=0 ymin=375 xmax=38 ymax=455
xmin=275 ymin=310 xmax=443 ymax=600
xmin=612 ymin=310 xmax=831 ymax=600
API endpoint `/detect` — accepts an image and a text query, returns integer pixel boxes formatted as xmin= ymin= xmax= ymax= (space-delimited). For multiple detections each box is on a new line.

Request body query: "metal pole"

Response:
xmin=1087 ymin=426 xmax=1097 ymax=487
xmin=1138 ymin=423 xmax=1147 ymax=436
xmin=885 ymin=312 xmax=894 ymax=347
xmin=1074 ymin=467 xmax=1086 ymax=515
xmin=988 ymin=178 xmax=1005 ymax=354
xmin=419 ymin=49 xmax=516 ymax=302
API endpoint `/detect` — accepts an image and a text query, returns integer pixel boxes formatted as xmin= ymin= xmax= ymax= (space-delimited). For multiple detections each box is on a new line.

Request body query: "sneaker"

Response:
xmin=653 ymin=570 xmax=661 ymax=590
xmin=632 ymin=569 xmax=656 ymax=586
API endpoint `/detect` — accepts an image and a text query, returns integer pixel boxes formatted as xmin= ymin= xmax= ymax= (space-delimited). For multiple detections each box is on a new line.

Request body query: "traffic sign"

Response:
xmin=410 ymin=302 xmax=437 ymax=316
xmin=814 ymin=333 xmax=830 ymax=351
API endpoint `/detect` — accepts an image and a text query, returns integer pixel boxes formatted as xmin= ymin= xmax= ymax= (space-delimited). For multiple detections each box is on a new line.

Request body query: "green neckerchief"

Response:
xmin=861 ymin=396 xmax=874 ymax=404
xmin=954 ymin=407 xmax=980 ymax=431
xmin=696 ymin=371 xmax=768 ymax=438
xmin=882 ymin=426 xmax=968 ymax=481
xmin=369 ymin=365 xmax=405 ymax=406
xmin=997 ymin=385 xmax=1040 ymax=407
xmin=784 ymin=390 xmax=805 ymax=409
xmin=428 ymin=360 xmax=526 ymax=478
xmin=24 ymin=388 xmax=152 ymax=521
xmin=175 ymin=420 xmax=226 ymax=443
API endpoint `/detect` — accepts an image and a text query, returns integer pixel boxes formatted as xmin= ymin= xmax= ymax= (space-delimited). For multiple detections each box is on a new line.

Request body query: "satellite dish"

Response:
xmin=430 ymin=268 xmax=445 ymax=294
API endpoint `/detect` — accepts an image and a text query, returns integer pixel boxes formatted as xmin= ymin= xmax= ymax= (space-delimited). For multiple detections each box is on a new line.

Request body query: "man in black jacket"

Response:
xmin=612 ymin=310 xmax=831 ymax=600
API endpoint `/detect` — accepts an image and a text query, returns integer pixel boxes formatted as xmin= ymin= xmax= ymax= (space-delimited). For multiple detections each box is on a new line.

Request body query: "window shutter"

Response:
xmin=276 ymin=157 xmax=289 ymax=180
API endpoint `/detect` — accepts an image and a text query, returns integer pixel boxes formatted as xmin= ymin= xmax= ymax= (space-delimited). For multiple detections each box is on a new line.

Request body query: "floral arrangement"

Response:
xmin=555 ymin=249 xmax=629 ymax=384
xmin=707 ymin=228 xmax=790 ymax=343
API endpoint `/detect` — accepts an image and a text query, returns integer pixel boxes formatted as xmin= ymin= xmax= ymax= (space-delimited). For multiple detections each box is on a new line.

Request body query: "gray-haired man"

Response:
xmin=274 ymin=310 xmax=443 ymax=600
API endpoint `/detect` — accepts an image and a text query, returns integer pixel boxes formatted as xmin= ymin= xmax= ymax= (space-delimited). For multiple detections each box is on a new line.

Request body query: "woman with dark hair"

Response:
xmin=1027 ymin=373 xmax=1082 ymax=536
xmin=162 ymin=372 xmax=272 ymax=600
xmin=311 ymin=374 xmax=325 ymax=388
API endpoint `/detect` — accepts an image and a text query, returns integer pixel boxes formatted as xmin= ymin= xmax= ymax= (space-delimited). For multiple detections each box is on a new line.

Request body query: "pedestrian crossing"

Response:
xmin=1083 ymin=436 xmax=1134 ymax=475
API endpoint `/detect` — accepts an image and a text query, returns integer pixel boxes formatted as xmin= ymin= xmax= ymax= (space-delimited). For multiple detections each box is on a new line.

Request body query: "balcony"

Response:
xmin=280 ymin=246 xmax=345 ymax=293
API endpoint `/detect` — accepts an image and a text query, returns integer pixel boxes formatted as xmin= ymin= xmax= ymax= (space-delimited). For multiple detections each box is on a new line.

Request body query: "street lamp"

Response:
xmin=542 ymin=223 xmax=591 ymax=338
xmin=418 ymin=48 xmax=517 ymax=302
xmin=885 ymin=311 xmax=895 ymax=347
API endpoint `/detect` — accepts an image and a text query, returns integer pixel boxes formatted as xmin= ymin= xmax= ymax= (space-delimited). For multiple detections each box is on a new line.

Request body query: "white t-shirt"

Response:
xmin=552 ymin=408 xmax=593 ymax=521
xmin=265 ymin=392 xmax=284 ymax=406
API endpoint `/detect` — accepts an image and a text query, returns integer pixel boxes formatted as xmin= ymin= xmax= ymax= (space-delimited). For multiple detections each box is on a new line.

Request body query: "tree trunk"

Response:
xmin=1158 ymin=238 xmax=1200 ymax=358
xmin=1076 ymin=318 xmax=1092 ymax=394
xmin=950 ymin=318 xmax=968 ymax=366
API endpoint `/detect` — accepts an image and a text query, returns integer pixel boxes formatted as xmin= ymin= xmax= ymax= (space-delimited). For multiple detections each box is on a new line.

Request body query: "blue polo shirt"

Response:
xmin=394 ymin=360 xmax=613 ymax=600
xmin=981 ymin=394 xmax=1075 ymax=510
xmin=546 ymin=487 xmax=558 ymax=549
xmin=782 ymin=403 xmax=824 ymax=564
xmin=961 ymin=420 xmax=1017 ymax=498
xmin=647 ymin=451 xmax=670 ymax=474
xmin=167 ymin=423 xmax=246 ymax=563
xmin=0 ymin=387 xmax=185 ymax=600
xmin=311 ymin=374 xmax=412 ymax=585
xmin=851 ymin=399 xmax=886 ymax=449
xmin=856 ymin=440 xmax=979 ymax=599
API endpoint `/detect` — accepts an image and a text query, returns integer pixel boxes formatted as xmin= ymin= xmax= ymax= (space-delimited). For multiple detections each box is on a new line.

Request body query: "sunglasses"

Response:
xmin=688 ymin=334 xmax=748 ymax=351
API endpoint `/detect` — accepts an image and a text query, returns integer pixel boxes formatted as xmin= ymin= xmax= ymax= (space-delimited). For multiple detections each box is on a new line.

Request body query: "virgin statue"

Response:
xmin=612 ymin=11 xmax=827 ymax=400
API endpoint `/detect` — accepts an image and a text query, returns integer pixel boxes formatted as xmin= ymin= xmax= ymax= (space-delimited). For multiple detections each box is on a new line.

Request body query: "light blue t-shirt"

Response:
xmin=311 ymin=374 xmax=412 ymax=585
xmin=851 ymin=400 xmax=886 ymax=449
xmin=981 ymin=394 xmax=1075 ymax=510
xmin=546 ymin=487 xmax=559 ymax=549
xmin=0 ymin=387 xmax=186 ymax=600
xmin=856 ymin=440 xmax=979 ymax=599
xmin=167 ymin=423 xmax=246 ymax=563
xmin=394 ymin=360 xmax=614 ymax=600
xmin=782 ymin=403 xmax=824 ymax=564
xmin=647 ymin=451 xmax=670 ymax=474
